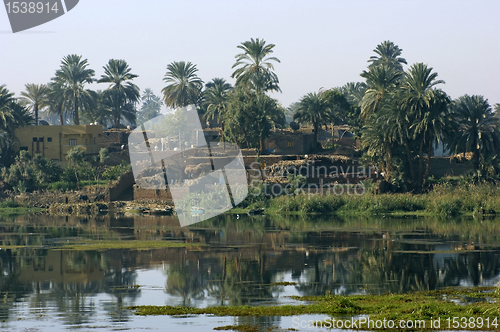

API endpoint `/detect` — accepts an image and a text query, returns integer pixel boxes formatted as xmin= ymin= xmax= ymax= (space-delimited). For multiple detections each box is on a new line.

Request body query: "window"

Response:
xmin=20 ymin=147 xmax=28 ymax=151
xmin=47 ymin=137 xmax=52 ymax=142
xmin=32 ymin=137 xmax=37 ymax=142
xmin=287 ymin=141 xmax=294 ymax=148
xmin=93 ymin=137 xmax=96 ymax=145
xmin=69 ymin=139 xmax=77 ymax=146
xmin=85 ymin=139 xmax=88 ymax=145
xmin=39 ymin=137 xmax=44 ymax=142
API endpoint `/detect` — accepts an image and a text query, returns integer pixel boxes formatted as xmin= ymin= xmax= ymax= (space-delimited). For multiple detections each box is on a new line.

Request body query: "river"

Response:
xmin=1 ymin=213 xmax=499 ymax=331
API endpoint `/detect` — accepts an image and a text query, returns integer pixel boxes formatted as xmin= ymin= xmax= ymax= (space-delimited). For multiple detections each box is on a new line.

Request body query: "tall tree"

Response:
xmin=0 ymin=85 xmax=33 ymax=163
xmin=368 ymin=40 xmax=407 ymax=71
xmin=81 ymin=90 xmax=113 ymax=127
xmin=400 ymin=63 xmax=445 ymax=186
xmin=411 ymin=89 xmax=450 ymax=183
xmin=52 ymin=54 xmax=95 ymax=125
xmin=162 ymin=61 xmax=204 ymax=109
xmin=46 ymin=82 xmax=68 ymax=125
xmin=448 ymin=95 xmax=500 ymax=171
xmin=225 ymin=89 xmax=283 ymax=151
xmin=99 ymin=89 xmax=136 ymax=127
xmin=138 ymin=88 xmax=163 ymax=123
xmin=231 ymin=38 xmax=281 ymax=93
xmin=98 ymin=59 xmax=140 ymax=127
xmin=19 ymin=83 xmax=48 ymax=125
xmin=360 ymin=65 xmax=402 ymax=120
xmin=203 ymin=78 xmax=233 ymax=147
xmin=293 ymin=92 xmax=333 ymax=150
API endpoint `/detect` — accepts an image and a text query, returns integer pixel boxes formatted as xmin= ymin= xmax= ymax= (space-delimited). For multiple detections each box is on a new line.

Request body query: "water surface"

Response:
xmin=1 ymin=213 xmax=499 ymax=331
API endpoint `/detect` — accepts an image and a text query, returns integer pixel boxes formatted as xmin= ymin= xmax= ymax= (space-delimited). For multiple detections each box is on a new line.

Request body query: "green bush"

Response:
xmin=102 ymin=161 xmax=131 ymax=180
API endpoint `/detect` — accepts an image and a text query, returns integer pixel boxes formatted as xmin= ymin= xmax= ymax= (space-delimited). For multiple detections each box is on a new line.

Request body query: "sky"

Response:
xmin=1 ymin=0 xmax=499 ymax=112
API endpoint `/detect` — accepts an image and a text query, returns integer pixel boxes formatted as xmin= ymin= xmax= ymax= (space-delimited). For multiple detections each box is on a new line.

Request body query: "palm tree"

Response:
xmin=141 ymin=88 xmax=155 ymax=103
xmin=138 ymin=88 xmax=163 ymax=123
xmin=98 ymin=59 xmax=140 ymax=127
xmin=361 ymin=116 xmax=395 ymax=179
xmin=231 ymin=38 xmax=281 ymax=93
xmin=0 ymin=85 xmax=33 ymax=161
xmin=340 ymin=82 xmax=367 ymax=107
xmin=81 ymin=90 xmax=112 ymax=127
xmin=448 ymin=95 xmax=500 ymax=170
xmin=99 ymin=89 xmax=136 ymax=127
xmin=411 ymin=89 xmax=450 ymax=183
xmin=293 ymin=92 xmax=332 ymax=150
xmin=46 ymin=82 xmax=68 ymax=125
xmin=360 ymin=65 xmax=402 ymax=120
xmin=19 ymin=83 xmax=48 ymax=125
xmin=368 ymin=40 xmax=407 ymax=71
xmin=203 ymin=78 xmax=233 ymax=148
xmin=399 ymin=63 xmax=445 ymax=185
xmin=162 ymin=61 xmax=204 ymax=109
xmin=52 ymin=54 xmax=96 ymax=125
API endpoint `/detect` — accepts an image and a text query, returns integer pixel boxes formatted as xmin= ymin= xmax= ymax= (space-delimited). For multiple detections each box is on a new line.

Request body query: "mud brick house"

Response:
xmin=14 ymin=125 xmax=103 ymax=167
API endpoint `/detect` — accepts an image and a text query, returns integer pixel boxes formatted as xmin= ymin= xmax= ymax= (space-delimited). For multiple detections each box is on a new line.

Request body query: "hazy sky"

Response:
xmin=1 ymin=0 xmax=499 ymax=110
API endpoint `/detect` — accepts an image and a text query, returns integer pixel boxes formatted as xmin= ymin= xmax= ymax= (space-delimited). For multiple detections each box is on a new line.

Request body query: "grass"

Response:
xmin=46 ymin=180 xmax=110 ymax=191
xmin=128 ymin=287 xmax=500 ymax=330
xmin=0 ymin=200 xmax=42 ymax=215
xmin=243 ymin=182 xmax=500 ymax=218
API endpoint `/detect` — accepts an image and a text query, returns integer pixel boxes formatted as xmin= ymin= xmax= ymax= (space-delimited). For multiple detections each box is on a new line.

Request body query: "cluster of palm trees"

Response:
xmin=16 ymin=55 xmax=144 ymax=128
xmin=0 ymin=85 xmax=33 ymax=164
xmin=2 ymin=38 xmax=500 ymax=189
xmin=357 ymin=41 xmax=500 ymax=189
xmin=161 ymin=38 xmax=286 ymax=150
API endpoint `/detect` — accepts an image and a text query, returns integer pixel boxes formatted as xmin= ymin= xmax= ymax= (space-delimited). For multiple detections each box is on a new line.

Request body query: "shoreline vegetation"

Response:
xmin=3 ymin=179 xmax=500 ymax=218
xmin=235 ymin=180 xmax=500 ymax=218
xmin=128 ymin=287 xmax=500 ymax=330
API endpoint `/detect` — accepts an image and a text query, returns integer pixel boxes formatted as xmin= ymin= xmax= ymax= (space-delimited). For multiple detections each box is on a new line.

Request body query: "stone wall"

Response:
xmin=107 ymin=170 xmax=135 ymax=201
xmin=133 ymin=186 xmax=189 ymax=202
xmin=429 ymin=157 xmax=473 ymax=178
xmin=265 ymin=132 xmax=313 ymax=155
xmin=100 ymin=130 xmax=129 ymax=145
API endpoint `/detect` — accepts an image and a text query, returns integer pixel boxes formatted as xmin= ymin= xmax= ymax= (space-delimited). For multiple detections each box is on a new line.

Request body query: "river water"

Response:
xmin=1 ymin=213 xmax=499 ymax=331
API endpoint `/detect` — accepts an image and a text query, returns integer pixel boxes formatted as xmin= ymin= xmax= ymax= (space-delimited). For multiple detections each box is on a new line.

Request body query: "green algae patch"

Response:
xmin=271 ymin=281 xmax=298 ymax=286
xmin=0 ymin=207 xmax=43 ymax=215
xmin=128 ymin=287 xmax=500 ymax=330
xmin=58 ymin=240 xmax=205 ymax=251
xmin=214 ymin=325 xmax=260 ymax=332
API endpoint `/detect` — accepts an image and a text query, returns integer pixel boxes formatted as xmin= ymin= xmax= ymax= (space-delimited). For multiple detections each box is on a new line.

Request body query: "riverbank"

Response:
xmin=3 ymin=181 xmax=500 ymax=218
xmin=242 ymin=182 xmax=500 ymax=218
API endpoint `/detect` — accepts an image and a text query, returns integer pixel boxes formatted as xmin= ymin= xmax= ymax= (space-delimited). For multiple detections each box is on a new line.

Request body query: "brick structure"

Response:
xmin=265 ymin=131 xmax=314 ymax=155
xmin=133 ymin=185 xmax=189 ymax=202
xmin=99 ymin=129 xmax=130 ymax=146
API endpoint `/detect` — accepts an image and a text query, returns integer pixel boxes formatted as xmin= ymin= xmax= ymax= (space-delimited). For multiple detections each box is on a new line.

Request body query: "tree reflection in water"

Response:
xmin=0 ymin=213 xmax=500 ymax=324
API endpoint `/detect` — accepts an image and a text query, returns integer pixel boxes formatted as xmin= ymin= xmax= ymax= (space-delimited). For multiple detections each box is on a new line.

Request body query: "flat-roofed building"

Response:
xmin=14 ymin=125 xmax=103 ymax=167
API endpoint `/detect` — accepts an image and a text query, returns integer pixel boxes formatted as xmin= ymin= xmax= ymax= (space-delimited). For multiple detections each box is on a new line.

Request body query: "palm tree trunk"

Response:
xmin=59 ymin=112 xmax=64 ymax=125
xmin=418 ymin=136 xmax=425 ymax=188
xmin=221 ymin=121 xmax=226 ymax=150
xmin=386 ymin=149 xmax=393 ymax=179
xmin=74 ymin=98 xmax=80 ymax=125
xmin=34 ymin=104 xmax=38 ymax=126
xmin=403 ymin=137 xmax=415 ymax=184
xmin=472 ymin=147 xmax=480 ymax=170
xmin=313 ymin=123 xmax=319 ymax=152
xmin=424 ymin=135 xmax=433 ymax=184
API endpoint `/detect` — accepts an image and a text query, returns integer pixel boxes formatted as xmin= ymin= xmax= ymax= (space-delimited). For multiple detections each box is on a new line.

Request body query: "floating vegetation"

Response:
xmin=128 ymin=287 xmax=500 ymax=330
xmin=57 ymin=240 xmax=204 ymax=251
